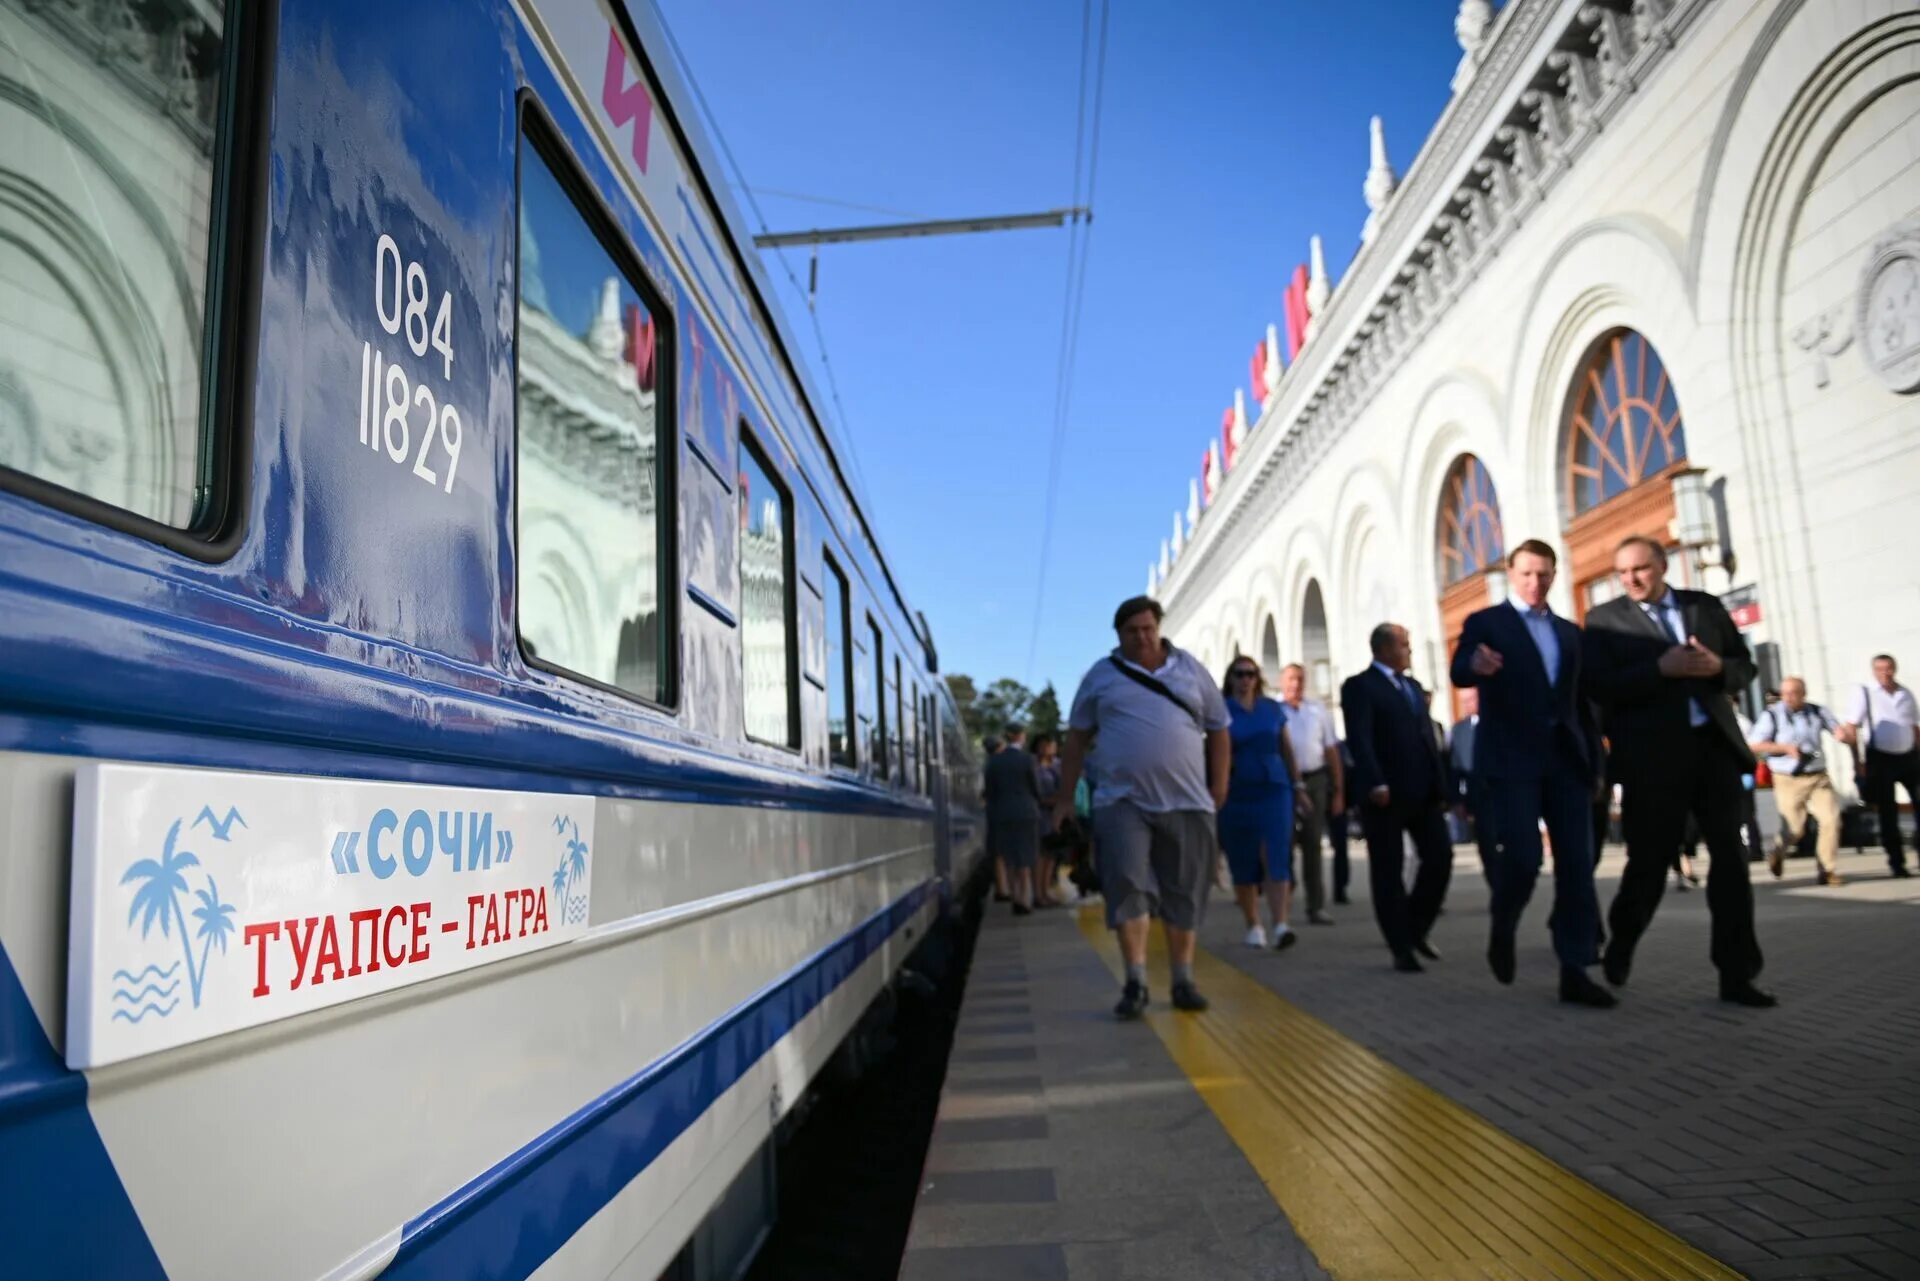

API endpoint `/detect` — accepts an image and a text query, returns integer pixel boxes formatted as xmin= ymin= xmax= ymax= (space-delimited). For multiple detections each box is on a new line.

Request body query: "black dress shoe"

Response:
xmin=1392 ymin=952 xmax=1424 ymax=973
xmin=1719 ymin=980 xmax=1778 ymax=1008
xmin=1011 ymin=903 xmax=1032 ymax=917
xmin=1601 ymin=946 xmax=1631 ymax=988
xmin=1414 ymin=940 xmax=1442 ymax=962
xmin=1170 ymin=981 xmax=1209 ymax=1012
xmin=1114 ymin=980 xmax=1149 ymax=1019
xmin=1334 ymin=892 xmax=1351 ymax=905
xmin=1559 ymin=970 xmax=1617 ymax=1008
xmin=1893 ymin=867 xmax=1913 ymax=879
xmin=1488 ymin=933 xmax=1516 ymax=985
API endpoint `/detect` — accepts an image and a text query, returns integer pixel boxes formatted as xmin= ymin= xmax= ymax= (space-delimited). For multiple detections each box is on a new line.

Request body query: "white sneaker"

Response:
xmin=1243 ymin=924 xmax=1269 ymax=948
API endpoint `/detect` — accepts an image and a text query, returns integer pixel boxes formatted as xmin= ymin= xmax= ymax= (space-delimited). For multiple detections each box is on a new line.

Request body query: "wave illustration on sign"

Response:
xmin=113 ymin=817 xmax=239 ymax=1022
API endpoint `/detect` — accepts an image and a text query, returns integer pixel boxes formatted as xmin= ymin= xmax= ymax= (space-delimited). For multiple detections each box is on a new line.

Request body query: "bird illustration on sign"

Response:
xmin=193 ymin=805 xmax=248 ymax=841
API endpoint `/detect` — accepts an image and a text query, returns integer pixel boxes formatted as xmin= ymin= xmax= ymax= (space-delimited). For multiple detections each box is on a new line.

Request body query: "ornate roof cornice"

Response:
xmin=1160 ymin=0 xmax=1710 ymax=617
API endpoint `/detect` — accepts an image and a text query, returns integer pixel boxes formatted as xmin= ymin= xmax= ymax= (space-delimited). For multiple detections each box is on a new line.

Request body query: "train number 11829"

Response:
xmin=356 ymin=233 xmax=463 ymax=495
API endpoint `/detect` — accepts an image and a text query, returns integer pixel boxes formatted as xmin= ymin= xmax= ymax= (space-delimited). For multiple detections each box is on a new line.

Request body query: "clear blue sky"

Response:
xmin=655 ymin=0 xmax=1464 ymax=698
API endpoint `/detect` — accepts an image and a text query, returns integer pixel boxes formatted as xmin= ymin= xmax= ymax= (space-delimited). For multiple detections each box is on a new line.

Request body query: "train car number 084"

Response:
xmin=356 ymin=232 xmax=464 ymax=495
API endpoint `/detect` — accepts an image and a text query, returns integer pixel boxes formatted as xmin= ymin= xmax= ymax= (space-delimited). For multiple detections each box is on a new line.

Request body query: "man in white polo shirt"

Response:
xmin=1279 ymin=662 xmax=1343 ymax=925
xmin=1054 ymin=596 xmax=1231 ymax=1019
xmin=1846 ymin=654 xmax=1919 ymax=879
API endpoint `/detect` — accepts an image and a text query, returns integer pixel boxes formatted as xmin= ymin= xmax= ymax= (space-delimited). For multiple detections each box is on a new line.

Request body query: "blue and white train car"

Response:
xmin=0 ymin=0 xmax=983 ymax=1276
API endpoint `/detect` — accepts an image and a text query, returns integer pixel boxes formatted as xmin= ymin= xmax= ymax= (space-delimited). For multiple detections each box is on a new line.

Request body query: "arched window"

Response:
xmin=1259 ymin=616 xmax=1280 ymax=678
xmin=1301 ymin=580 xmax=1330 ymax=697
xmin=1436 ymin=454 xmax=1505 ymax=588
xmin=1565 ymin=329 xmax=1687 ymax=516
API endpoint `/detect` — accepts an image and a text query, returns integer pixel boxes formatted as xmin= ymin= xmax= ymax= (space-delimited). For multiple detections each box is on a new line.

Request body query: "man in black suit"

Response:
xmin=1450 ymin=539 xmax=1612 ymax=1007
xmin=1584 ymin=535 xmax=1774 ymax=1007
xmin=1340 ymin=623 xmax=1452 ymax=972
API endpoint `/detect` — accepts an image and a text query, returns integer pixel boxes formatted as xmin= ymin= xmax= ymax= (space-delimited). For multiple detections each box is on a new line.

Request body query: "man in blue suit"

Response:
xmin=1449 ymin=539 xmax=1613 ymax=1007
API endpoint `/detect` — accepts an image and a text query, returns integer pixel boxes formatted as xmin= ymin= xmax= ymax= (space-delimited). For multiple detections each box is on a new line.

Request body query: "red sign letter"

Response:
xmin=602 ymin=28 xmax=653 ymax=173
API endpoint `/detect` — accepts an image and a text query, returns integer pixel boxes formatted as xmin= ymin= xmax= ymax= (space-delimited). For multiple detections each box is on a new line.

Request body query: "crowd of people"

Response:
xmin=983 ymin=532 xmax=1917 ymax=1022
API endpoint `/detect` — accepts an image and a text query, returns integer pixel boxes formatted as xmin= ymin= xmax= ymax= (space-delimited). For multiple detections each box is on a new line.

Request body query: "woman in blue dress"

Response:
xmin=1219 ymin=658 xmax=1309 ymax=950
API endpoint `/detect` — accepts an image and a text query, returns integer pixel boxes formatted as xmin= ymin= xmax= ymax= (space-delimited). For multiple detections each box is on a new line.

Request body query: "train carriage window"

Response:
xmin=825 ymin=553 xmax=855 ymax=767
xmin=924 ymin=692 xmax=937 ymax=794
xmin=516 ymin=124 xmax=674 ymax=705
xmin=894 ymin=655 xmax=905 ymax=787
xmin=914 ymin=688 xmax=928 ymax=795
xmin=739 ymin=431 xmax=797 ymax=748
xmin=0 ymin=2 xmax=260 ymax=538
xmin=869 ymin=617 xmax=887 ymax=777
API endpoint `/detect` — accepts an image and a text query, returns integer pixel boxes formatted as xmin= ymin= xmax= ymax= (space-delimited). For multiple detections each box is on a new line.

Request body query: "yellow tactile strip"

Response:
xmin=1073 ymin=909 xmax=1745 ymax=1280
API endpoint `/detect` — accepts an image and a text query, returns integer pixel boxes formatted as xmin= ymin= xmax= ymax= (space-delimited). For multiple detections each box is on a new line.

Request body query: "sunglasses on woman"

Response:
xmin=1230 ymin=668 xmax=1259 ymax=680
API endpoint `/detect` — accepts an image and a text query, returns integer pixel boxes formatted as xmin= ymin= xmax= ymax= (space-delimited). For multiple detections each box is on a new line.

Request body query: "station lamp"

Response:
xmin=1670 ymin=468 xmax=1717 ymax=549
xmin=1669 ymin=467 xmax=1735 ymax=580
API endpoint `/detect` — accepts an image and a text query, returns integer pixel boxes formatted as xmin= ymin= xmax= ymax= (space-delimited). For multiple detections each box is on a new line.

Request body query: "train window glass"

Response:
xmin=516 ymin=129 xmax=672 ymax=705
xmin=869 ymin=617 xmax=887 ymax=776
xmin=925 ymin=693 xmax=936 ymax=794
xmin=739 ymin=432 xmax=796 ymax=748
xmin=0 ymin=4 xmax=249 ymax=532
xmin=914 ymin=688 xmax=927 ymax=794
xmin=824 ymin=553 xmax=855 ymax=767
xmin=929 ymin=694 xmax=940 ymax=792
xmin=894 ymin=655 xmax=905 ymax=787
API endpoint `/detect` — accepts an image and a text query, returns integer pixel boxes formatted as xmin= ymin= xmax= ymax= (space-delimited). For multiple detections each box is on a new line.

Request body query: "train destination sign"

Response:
xmin=67 ymin=763 xmax=596 ymax=1069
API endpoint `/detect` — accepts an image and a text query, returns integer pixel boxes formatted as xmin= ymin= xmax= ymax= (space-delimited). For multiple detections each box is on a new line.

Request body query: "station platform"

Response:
xmin=899 ymin=845 xmax=1920 ymax=1280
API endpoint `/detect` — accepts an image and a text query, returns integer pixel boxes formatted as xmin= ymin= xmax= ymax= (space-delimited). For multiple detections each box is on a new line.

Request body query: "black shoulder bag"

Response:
xmin=1107 ymin=657 xmax=1204 ymax=730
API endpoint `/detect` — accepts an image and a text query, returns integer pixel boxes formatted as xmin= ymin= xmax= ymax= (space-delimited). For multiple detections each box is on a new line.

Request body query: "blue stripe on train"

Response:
xmin=382 ymin=880 xmax=934 ymax=1280
xmin=0 ymin=943 xmax=168 ymax=1281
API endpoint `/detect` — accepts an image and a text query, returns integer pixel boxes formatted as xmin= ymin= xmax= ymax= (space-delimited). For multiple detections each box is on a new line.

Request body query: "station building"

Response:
xmin=1157 ymin=0 xmax=1920 ymax=753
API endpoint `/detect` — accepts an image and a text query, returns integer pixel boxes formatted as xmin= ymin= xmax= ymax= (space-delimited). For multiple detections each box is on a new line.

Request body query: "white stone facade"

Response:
xmin=1161 ymin=0 xmax=1920 ymax=740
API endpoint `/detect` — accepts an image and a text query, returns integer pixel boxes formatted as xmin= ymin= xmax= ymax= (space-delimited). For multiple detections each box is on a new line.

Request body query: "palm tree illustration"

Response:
xmin=121 ymin=819 xmax=232 ymax=1008
xmin=565 ymin=829 xmax=588 ymax=889
xmin=190 ymin=877 xmax=238 ymax=992
xmin=551 ymin=818 xmax=588 ymax=903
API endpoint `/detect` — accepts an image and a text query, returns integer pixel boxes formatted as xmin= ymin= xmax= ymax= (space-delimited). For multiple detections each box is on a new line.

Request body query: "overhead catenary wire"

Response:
xmin=1024 ymin=0 xmax=1111 ymax=680
xmin=732 ymin=185 xmax=926 ymax=220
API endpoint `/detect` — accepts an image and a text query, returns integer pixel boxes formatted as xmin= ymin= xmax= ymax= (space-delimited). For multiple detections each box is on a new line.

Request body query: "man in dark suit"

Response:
xmin=1584 ymin=535 xmax=1774 ymax=1007
xmin=1450 ymin=539 xmax=1612 ymax=1007
xmin=1340 ymin=623 xmax=1452 ymax=972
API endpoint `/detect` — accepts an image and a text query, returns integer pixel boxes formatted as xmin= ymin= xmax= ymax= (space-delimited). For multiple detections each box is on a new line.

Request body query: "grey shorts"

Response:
xmin=1092 ymin=802 xmax=1215 ymax=931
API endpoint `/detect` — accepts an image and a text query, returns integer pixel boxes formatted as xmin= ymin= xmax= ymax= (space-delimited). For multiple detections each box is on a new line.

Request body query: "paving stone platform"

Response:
xmin=899 ymin=900 xmax=1328 ymax=1281
xmin=901 ymin=842 xmax=1920 ymax=1280
xmin=1218 ymin=843 xmax=1920 ymax=1281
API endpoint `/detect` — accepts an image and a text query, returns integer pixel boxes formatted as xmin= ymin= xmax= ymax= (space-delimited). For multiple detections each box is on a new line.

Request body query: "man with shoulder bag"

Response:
xmin=1748 ymin=678 xmax=1848 ymax=886
xmin=1055 ymin=597 xmax=1231 ymax=1019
